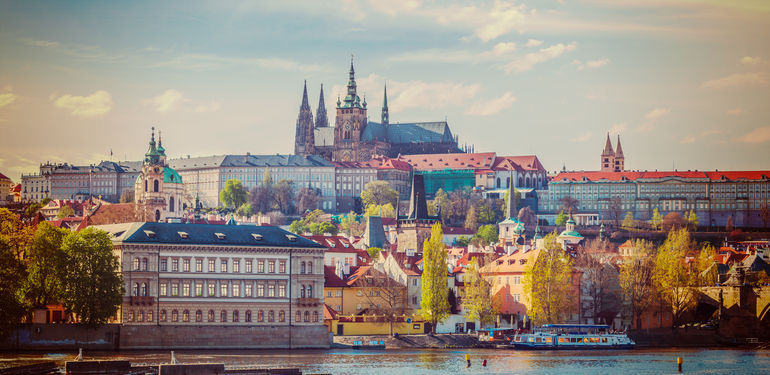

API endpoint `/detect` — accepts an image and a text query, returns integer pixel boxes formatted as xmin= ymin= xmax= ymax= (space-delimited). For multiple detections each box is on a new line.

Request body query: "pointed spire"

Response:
xmin=406 ymin=174 xmax=429 ymax=220
xmin=615 ymin=135 xmax=624 ymax=158
xmin=301 ymin=80 xmax=310 ymax=109
xmin=381 ymin=83 xmax=389 ymax=125
xmin=316 ymin=84 xmax=328 ymax=128
xmin=343 ymin=55 xmax=361 ymax=108
xmin=505 ymin=181 xmax=516 ymax=219
xmin=602 ymin=132 xmax=614 ymax=155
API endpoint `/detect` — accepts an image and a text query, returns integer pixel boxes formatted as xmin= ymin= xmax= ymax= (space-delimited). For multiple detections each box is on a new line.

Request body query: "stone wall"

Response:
xmin=0 ymin=324 xmax=119 ymax=351
xmin=119 ymin=324 xmax=329 ymax=349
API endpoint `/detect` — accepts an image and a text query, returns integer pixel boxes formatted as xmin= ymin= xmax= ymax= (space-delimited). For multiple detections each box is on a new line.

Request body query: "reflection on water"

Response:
xmin=2 ymin=348 xmax=770 ymax=374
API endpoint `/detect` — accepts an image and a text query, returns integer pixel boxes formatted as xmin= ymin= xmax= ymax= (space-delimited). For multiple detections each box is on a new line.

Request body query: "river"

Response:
xmin=2 ymin=348 xmax=769 ymax=374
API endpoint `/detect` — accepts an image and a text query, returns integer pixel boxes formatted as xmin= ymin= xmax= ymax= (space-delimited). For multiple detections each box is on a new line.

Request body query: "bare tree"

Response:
xmin=761 ymin=204 xmax=770 ymax=229
xmin=575 ymin=254 xmax=622 ymax=325
xmin=272 ymin=180 xmax=294 ymax=214
xmin=619 ymin=240 xmax=656 ymax=330
xmin=296 ymin=187 xmax=320 ymax=214
xmin=355 ymin=268 xmax=408 ymax=335
xmin=607 ymin=196 xmax=623 ymax=227
xmin=561 ymin=195 xmax=579 ymax=215
xmin=517 ymin=206 xmax=537 ymax=229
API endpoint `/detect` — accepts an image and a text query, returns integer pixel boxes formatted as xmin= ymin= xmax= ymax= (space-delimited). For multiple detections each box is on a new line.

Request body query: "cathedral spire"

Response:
xmin=381 ymin=83 xmax=389 ymax=125
xmin=316 ymin=84 xmax=328 ymax=128
xmin=301 ymin=80 xmax=310 ymax=109
xmin=342 ymin=55 xmax=361 ymax=108
xmin=602 ymin=132 xmax=614 ymax=155
xmin=615 ymin=135 xmax=624 ymax=158
xmin=294 ymin=81 xmax=315 ymax=156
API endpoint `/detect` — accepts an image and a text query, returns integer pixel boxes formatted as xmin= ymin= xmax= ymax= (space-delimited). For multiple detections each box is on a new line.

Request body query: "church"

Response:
xmin=134 ymin=128 xmax=185 ymax=222
xmin=294 ymin=59 xmax=462 ymax=162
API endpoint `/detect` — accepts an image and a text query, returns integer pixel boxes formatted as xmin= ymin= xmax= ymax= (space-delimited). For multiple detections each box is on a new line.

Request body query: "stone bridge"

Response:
xmin=697 ymin=286 xmax=770 ymax=337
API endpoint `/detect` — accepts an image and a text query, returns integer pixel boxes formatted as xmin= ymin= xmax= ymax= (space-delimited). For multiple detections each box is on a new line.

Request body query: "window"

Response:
xmin=268 ymin=260 xmax=275 ymax=273
xmin=300 ymin=262 xmax=306 ymax=274
xmin=412 ymin=279 xmax=418 ymax=286
xmin=307 ymin=261 xmax=313 ymax=274
xmin=153 ymin=179 xmax=159 ymax=192
xmin=233 ymin=284 xmax=240 ymax=297
xmin=128 ymin=311 xmax=134 ymax=322
xmin=182 ymin=282 xmax=190 ymax=297
xmin=245 ymin=259 xmax=253 ymax=273
xmin=300 ymin=285 xmax=306 ymax=298
xmin=182 ymin=310 xmax=190 ymax=322
xmin=160 ymin=283 xmax=167 ymax=296
xmin=258 ymin=260 xmax=265 ymax=273
xmin=196 ymin=259 xmax=202 ymax=272
xmin=307 ymin=285 xmax=313 ymax=298
xmin=245 ymin=283 xmax=253 ymax=297
xmin=295 ymin=311 xmax=301 ymax=323
xmin=313 ymin=311 xmax=319 ymax=322
xmin=257 ymin=284 xmax=264 ymax=297
xmin=133 ymin=258 xmax=139 ymax=271
xmin=278 ymin=284 xmax=286 ymax=297
xmin=160 ymin=259 xmax=167 ymax=272
xmin=172 ymin=310 xmax=179 ymax=322
xmin=220 ymin=283 xmax=228 ymax=297
xmin=141 ymin=283 xmax=147 ymax=296
xmin=268 ymin=284 xmax=275 ymax=297
xmin=208 ymin=259 xmax=215 ymax=272
xmin=279 ymin=310 xmax=285 ymax=322
xmin=221 ymin=260 xmax=228 ymax=273
xmin=258 ymin=310 xmax=264 ymax=322
xmin=147 ymin=311 xmax=153 ymax=322
xmin=171 ymin=283 xmax=179 ymax=296
xmin=160 ymin=310 xmax=167 ymax=322
xmin=141 ymin=258 xmax=148 ymax=271
xmin=245 ymin=310 xmax=252 ymax=322
xmin=132 ymin=283 xmax=139 ymax=296
xmin=208 ymin=283 xmax=215 ymax=297
xmin=327 ymin=291 xmax=332 ymax=298
xmin=194 ymin=310 xmax=202 ymax=322
xmin=208 ymin=310 xmax=214 ymax=322
xmin=279 ymin=260 xmax=286 ymax=273
xmin=268 ymin=310 xmax=274 ymax=322
xmin=233 ymin=260 xmax=240 ymax=273
xmin=220 ymin=310 xmax=227 ymax=323
xmin=304 ymin=311 xmax=310 ymax=322
xmin=233 ymin=310 xmax=239 ymax=322
xmin=172 ymin=259 xmax=179 ymax=272
xmin=183 ymin=259 xmax=190 ymax=272
xmin=195 ymin=283 xmax=203 ymax=296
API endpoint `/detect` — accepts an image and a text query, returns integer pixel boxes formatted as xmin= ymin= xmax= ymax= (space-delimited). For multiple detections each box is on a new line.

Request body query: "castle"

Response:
xmin=600 ymin=133 xmax=625 ymax=172
xmin=294 ymin=58 xmax=462 ymax=162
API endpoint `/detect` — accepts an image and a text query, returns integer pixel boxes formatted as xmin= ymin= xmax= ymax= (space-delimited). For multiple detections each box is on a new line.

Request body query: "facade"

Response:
xmin=21 ymin=161 xmax=140 ymax=203
xmin=97 ymin=222 xmax=325 ymax=331
xmin=332 ymin=162 xmax=378 ymax=212
xmin=134 ymin=129 xmax=185 ymax=222
xmin=0 ymin=172 xmax=12 ymax=201
xmin=600 ymin=134 xmax=625 ymax=172
xmin=295 ymin=59 xmax=462 ymax=163
xmin=537 ymin=170 xmax=770 ymax=228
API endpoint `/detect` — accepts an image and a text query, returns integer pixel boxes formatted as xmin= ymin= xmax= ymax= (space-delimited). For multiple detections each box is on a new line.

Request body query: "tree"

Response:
xmin=686 ymin=210 xmax=699 ymax=231
xmin=474 ymin=224 xmax=498 ymax=246
xmin=555 ymin=210 xmax=568 ymax=227
xmin=296 ymin=187 xmax=320 ymax=214
xmin=365 ymin=203 xmax=396 ymax=218
xmin=449 ymin=187 xmax=474 ymax=225
xmin=517 ymin=207 xmax=537 ymax=229
xmin=761 ymin=203 xmax=770 ymax=229
xmin=25 ymin=222 xmax=69 ymax=306
xmin=272 ymin=180 xmax=294 ymax=214
xmin=607 ymin=196 xmax=623 ymax=227
xmin=249 ymin=168 xmax=275 ymax=214
xmin=56 ymin=205 xmax=75 ymax=219
xmin=622 ymin=212 xmax=635 ymax=229
xmin=476 ymin=204 xmax=496 ymax=224
xmin=59 ymin=228 xmax=123 ymax=326
xmin=367 ymin=247 xmax=383 ymax=262
xmin=561 ymin=195 xmax=579 ymax=215
xmin=265 ymin=211 xmax=286 ymax=225
xmin=119 ymin=189 xmax=134 ymax=203
xmin=289 ymin=209 xmax=329 ymax=235
xmin=309 ymin=221 xmax=338 ymax=236
xmin=461 ymin=257 xmax=496 ymax=325
xmin=433 ymin=188 xmax=451 ymax=224
xmin=456 ymin=236 xmax=470 ymax=247
xmin=0 ymin=208 xmax=34 ymax=259
xmin=219 ymin=179 xmax=248 ymax=209
xmin=236 ymin=203 xmax=253 ymax=218
xmin=523 ymin=232 xmax=574 ymax=325
xmin=361 ymin=181 xmax=398 ymax=208
xmin=339 ymin=212 xmax=365 ymax=237
xmin=619 ymin=239 xmax=656 ymax=330
xmin=654 ymin=228 xmax=697 ymax=326
xmin=694 ymin=244 xmax=717 ymax=286
xmin=649 ymin=208 xmax=663 ymax=230
xmin=0 ymin=236 xmax=28 ymax=337
xmin=662 ymin=212 xmax=685 ymax=232
xmin=576 ymin=254 xmax=621 ymax=324
xmin=420 ymin=223 xmax=450 ymax=333
xmin=355 ymin=268 xmax=407 ymax=335
xmin=464 ymin=205 xmax=478 ymax=230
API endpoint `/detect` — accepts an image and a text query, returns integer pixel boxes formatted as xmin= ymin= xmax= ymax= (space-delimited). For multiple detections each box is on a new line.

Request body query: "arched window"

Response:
xmin=172 ymin=310 xmax=179 ymax=322
xmin=132 ymin=283 xmax=139 ymax=296
xmin=258 ymin=310 xmax=264 ymax=322
xmin=141 ymin=283 xmax=147 ymax=296
xmin=300 ymin=261 xmax=306 ymax=274
xmin=138 ymin=311 xmax=144 ymax=322
xmin=306 ymin=285 xmax=313 ymax=298
xmin=518 ymin=176 xmax=523 ymax=186
xmin=155 ymin=210 xmax=160 ymax=221
xmin=295 ymin=311 xmax=301 ymax=322
xmin=232 ymin=310 xmax=239 ymax=322
xmin=279 ymin=310 xmax=286 ymax=322
xmin=195 ymin=310 xmax=202 ymax=322
xmin=169 ymin=196 xmax=175 ymax=212
xmin=208 ymin=310 xmax=215 ymax=322
xmin=307 ymin=261 xmax=313 ymax=274
xmin=525 ymin=176 xmax=530 ymax=187
xmin=160 ymin=310 xmax=167 ymax=322
xmin=220 ymin=310 xmax=227 ymax=323
xmin=268 ymin=310 xmax=274 ymax=322
xmin=182 ymin=310 xmax=190 ymax=322
xmin=144 ymin=180 xmax=148 ymax=192
xmin=496 ymin=178 xmax=501 ymax=188
xmin=147 ymin=311 xmax=153 ymax=322
xmin=313 ymin=311 xmax=319 ymax=322
xmin=133 ymin=258 xmax=140 ymax=271
xmin=300 ymin=285 xmax=306 ymax=298
xmin=153 ymin=179 xmax=159 ymax=192
xmin=141 ymin=258 xmax=148 ymax=271
xmin=245 ymin=310 xmax=252 ymax=322
xmin=304 ymin=311 xmax=310 ymax=322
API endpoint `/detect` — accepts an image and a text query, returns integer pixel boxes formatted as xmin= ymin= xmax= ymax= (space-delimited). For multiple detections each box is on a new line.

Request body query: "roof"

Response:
xmin=324 ymin=266 xmax=348 ymax=287
xmin=363 ymin=216 xmax=387 ymax=249
xmin=398 ymin=152 xmax=496 ymax=171
xmin=481 ymin=249 xmax=541 ymax=274
xmin=306 ymin=235 xmax=358 ymax=253
xmin=49 ymin=160 xmax=142 ymax=174
xmin=552 ymin=170 xmax=770 ymax=183
xmin=0 ymin=172 xmax=10 ymax=181
xmin=346 ymin=266 xmax=371 ymax=285
xmin=492 ymin=155 xmax=546 ymax=172
xmin=163 ymin=167 xmax=183 ymax=184
xmin=84 ymin=203 xmax=139 ymax=226
xmin=323 ymin=304 xmax=338 ymax=320
xmin=94 ymin=222 xmax=326 ymax=248
xmin=169 ymin=154 xmax=334 ymax=170
xmin=362 ymin=121 xmax=455 ymax=144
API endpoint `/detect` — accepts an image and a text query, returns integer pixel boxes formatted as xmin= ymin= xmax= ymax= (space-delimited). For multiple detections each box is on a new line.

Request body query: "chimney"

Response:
xmin=335 ymin=261 xmax=343 ymax=279
xmin=343 ymin=263 xmax=351 ymax=276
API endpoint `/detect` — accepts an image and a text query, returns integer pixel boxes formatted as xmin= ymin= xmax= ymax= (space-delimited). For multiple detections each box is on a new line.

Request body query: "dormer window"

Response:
xmin=177 ymin=231 xmax=189 ymax=239
xmin=214 ymin=233 xmax=226 ymax=240
xmin=252 ymin=233 xmax=263 ymax=241
xmin=286 ymin=234 xmax=297 ymax=242
xmin=143 ymin=230 xmax=155 ymax=238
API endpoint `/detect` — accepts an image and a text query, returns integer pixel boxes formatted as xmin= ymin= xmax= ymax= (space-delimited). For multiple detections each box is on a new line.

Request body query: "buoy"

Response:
xmin=677 ymin=357 xmax=683 ymax=372
xmin=465 ymin=353 xmax=471 ymax=367
xmin=482 ymin=359 xmax=487 ymax=367
xmin=75 ymin=348 xmax=83 ymax=361
xmin=171 ymin=351 xmax=178 ymax=365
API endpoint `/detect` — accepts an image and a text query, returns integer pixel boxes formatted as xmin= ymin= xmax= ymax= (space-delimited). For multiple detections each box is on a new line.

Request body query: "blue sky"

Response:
xmin=1 ymin=0 xmax=768 ymax=181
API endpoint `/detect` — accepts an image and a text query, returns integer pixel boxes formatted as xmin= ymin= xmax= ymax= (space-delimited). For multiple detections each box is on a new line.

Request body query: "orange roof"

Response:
xmin=493 ymin=155 xmax=546 ymax=172
xmin=553 ymin=170 xmax=770 ymax=182
xmin=397 ymin=152 xmax=497 ymax=171
xmin=84 ymin=203 xmax=138 ymax=226
xmin=12 ymin=183 xmax=21 ymax=193
xmin=0 ymin=172 xmax=10 ymax=181
xmin=306 ymin=235 xmax=358 ymax=253
xmin=346 ymin=266 xmax=371 ymax=285
xmin=481 ymin=249 xmax=541 ymax=274
xmin=323 ymin=304 xmax=338 ymax=320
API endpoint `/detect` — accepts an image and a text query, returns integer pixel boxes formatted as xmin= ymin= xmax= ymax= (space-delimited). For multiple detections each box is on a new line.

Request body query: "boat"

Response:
xmin=511 ymin=324 xmax=635 ymax=350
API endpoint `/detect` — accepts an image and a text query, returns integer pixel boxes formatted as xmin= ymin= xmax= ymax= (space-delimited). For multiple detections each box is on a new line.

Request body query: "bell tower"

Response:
xmin=333 ymin=56 xmax=368 ymax=162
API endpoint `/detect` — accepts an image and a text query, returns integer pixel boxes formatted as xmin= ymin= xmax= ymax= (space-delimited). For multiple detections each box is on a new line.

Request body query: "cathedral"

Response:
xmin=294 ymin=59 xmax=462 ymax=162
xmin=600 ymin=133 xmax=625 ymax=172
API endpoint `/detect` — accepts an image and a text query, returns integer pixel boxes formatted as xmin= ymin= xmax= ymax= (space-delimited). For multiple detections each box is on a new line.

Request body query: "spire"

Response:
xmin=145 ymin=127 xmax=159 ymax=163
xmin=602 ymin=133 xmax=614 ymax=155
xmin=315 ymin=84 xmax=328 ymax=127
xmin=406 ymin=174 xmax=429 ymax=220
xmin=505 ymin=181 xmax=517 ymax=219
xmin=301 ymin=80 xmax=310 ymax=109
xmin=615 ymin=135 xmax=624 ymax=158
xmin=381 ymin=83 xmax=389 ymax=125
xmin=157 ymin=130 xmax=166 ymax=155
xmin=294 ymin=81 xmax=315 ymax=156
xmin=342 ymin=55 xmax=361 ymax=108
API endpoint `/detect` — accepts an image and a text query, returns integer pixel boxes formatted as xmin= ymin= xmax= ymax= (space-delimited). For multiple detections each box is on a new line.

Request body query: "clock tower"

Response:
xmin=333 ymin=56 xmax=368 ymax=162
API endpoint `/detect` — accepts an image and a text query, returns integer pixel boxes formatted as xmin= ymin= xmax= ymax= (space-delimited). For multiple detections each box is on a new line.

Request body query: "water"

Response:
xmin=2 ymin=348 xmax=769 ymax=374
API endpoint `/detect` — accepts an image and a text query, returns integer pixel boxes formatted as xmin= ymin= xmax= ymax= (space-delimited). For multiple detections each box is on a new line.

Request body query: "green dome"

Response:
xmin=163 ymin=167 xmax=183 ymax=184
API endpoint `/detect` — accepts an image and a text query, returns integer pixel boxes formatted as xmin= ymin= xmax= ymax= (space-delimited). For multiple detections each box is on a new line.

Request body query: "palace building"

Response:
xmin=294 ymin=58 xmax=462 ymax=162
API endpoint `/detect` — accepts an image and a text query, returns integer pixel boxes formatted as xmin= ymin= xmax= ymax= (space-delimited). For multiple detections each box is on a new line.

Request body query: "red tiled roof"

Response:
xmin=377 ymin=158 xmax=412 ymax=171
xmin=12 ymin=184 xmax=21 ymax=193
xmin=324 ymin=265 xmax=348 ymax=287
xmin=323 ymin=304 xmax=338 ymax=320
xmin=553 ymin=170 xmax=770 ymax=182
xmin=306 ymin=235 xmax=358 ymax=253
xmin=495 ymin=155 xmax=545 ymax=172
xmin=0 ymin=172 xmax=10 ymax=181
xmin=346 ymin=266 xmax=371 ymax=285
xmin=397 ymin=152 xmax=497 ymax=171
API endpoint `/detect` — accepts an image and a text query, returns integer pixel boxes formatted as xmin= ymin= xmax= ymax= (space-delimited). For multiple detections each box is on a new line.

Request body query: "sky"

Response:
xmin=0 ymin=0 xmax=769 ymax=181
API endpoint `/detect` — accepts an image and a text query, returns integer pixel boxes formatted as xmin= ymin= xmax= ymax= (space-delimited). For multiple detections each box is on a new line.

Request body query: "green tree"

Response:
xmin=219 ymin=179 xmax=249 ymax=209
xmin=309 ymin=221 xmax=338 ymax=236
xmin=433 ymin=188 xmax=452 ymax=223
xmin=56 ymin=205 xmax=75 ymax=219
xmin=554 ymin=210 xmax=568 ymax=227
xmin=476 ymin=204 xmax=496 ymax=224
xmin=339 ymin=211 xmax=364 ymax=237
xmin=622 ymin=211 xmax=635 ymax=229
xmin=461 ymin=257 xmax=496 ymax=324
xmin=464 ymin=205 xmax=478 ymax=230
xmin=0 ymin=208 xmax=35 ymax=258
xmin=59 ymin=228 xmax=123 ymax=326
xmin=361 ymin=181 xmax=398 ymax=208
xmin=686 ymin=210 xmax=699 ymax=231
xmin=523 ymin=232 xmax=574 ymax=325
xmin=654 ymin=228 xmax=697 ymax=326
xmin=25 ymin=222 xmax=69 ymax=306
xmin=0 ymin=236 xmax=28 ymax=337
xmin=695 ymin=244 xmax=717 ymax=286
xmin=236 ymin=203 xmax=253 ymax=218
xmin=367 ymin=247 xmax=383 ymax=262
xmin=456 ymin=236 xmax=470 ymax=247
xmin=365 ymin=203 xmax=396 ymax=218
xmin=420 ymin=223 xmax=450 ymax=333
xmin=474 ymin=224 xmax=498 ymax=246
xmin=649 ymin=208 xmax=663 ymax=230
xmin=619 ymin=239 xmax=656 ymax=330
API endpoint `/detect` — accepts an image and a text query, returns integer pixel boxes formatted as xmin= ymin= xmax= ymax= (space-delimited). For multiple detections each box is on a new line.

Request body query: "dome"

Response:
xmin=163 ymin=167 xmax=183 ymax=184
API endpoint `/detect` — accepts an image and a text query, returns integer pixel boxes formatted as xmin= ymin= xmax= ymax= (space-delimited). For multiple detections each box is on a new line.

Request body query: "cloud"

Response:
xmin=390 ymin=41 xmax=519 ymax=64
xmin=145 ymin=89 xmax=186 ymax=113
xmin=505 ymin=42 xmax=577 ymax=73
xmin=525 ymin=39 xmax=543 ymax=47
xmin=701 ymin=72 xmax=769 ymax=89
xmin=464 ymin=92 xmax=517 ymax=116
xmin=24 ymin=39 xmax=61 ymax=48
xmin=726 ymin=108 xmax=744 ymax=116
xmin=680 ymin=135 xmax=696 ymax=144
xmin=368 ymin=0 xmax=420 ymax=17
xmin=609 ymin=123 xmax=627 ymax=136
xmin=152 ymin=53 xmax=327 ymax=73
xmin=53 ymin=90 xmax=113 ymax=117
xmin=573 ymin=58 xmax=610 ymax=70
xmin=473 ymin=1 xmax=528 ymax=42
xmin=570 ymin=131 xmax=592 ymax=142
xmin=734 ymin=126 xmax=770 ymax=144
xmin=644 ymin=107 xmax=671 ymax=119
xmin=491 ymin=42 xmax=517 ymax=55
xmin=194 ymin=101 xmax=222 ymax=113
xmin=740 ymin=56 xmax=764 ymax=65
xmin=0 ymin=93 xmax=18 ymax=108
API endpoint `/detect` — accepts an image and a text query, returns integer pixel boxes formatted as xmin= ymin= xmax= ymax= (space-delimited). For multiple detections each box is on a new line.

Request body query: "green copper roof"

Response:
xmin=559 ymin=230 xmax=583 ymax=238
xmin=163 ymin=166 xmax=183 ymax=184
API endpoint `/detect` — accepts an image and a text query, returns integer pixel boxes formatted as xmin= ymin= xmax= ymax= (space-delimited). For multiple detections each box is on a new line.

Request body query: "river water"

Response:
xmin=2 ymin=348 xmax=769 ymax=374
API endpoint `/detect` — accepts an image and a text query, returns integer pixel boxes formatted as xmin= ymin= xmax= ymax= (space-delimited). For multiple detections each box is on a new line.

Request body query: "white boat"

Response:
xmin=512 ymin=324 xmax=635 ymax=350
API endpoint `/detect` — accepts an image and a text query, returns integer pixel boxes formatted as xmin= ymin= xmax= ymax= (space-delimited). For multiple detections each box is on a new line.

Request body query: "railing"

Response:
xmin=129 ymin=296 xmax=155 ymax=306
xmin=297 ymin=298 xmax=320 ymax=306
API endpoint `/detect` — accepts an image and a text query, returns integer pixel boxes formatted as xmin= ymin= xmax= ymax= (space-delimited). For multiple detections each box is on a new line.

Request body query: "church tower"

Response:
xmin=333 ymin=56 xmax=368 ymax=162
xmin=381 ymin=84 xmax=389 ymax=125
xmin=614 ymin=135 xmax=625 ymax=172
xmin=135 ymin=128 xmax=184 ymax=222
xmin=600 ymin=133 xmax=615 ymax=172
xmin=315 ymin=84 xmax=329 ymax=128
xmin=294 ymin=80 xmax=315 ymax=156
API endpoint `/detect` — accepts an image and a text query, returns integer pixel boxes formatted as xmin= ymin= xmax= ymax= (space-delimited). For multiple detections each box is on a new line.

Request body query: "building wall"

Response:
xmin=120 ymin=324 xmax=329 ymax=349
xmin=327 ymin=318 xmax=425 ymax=335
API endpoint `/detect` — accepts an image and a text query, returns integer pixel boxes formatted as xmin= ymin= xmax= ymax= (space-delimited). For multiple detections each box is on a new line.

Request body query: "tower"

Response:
xmin=601 ymin=133 xmax=615 ymax=172
xmin=294 ymin=80 xmax=315 ymax=156
xmin=396 ymin=174 xmax=438 ymax=254
xmin=135 ymin=127 xmax=185 ymax=222
xmin=614 ymin=135 xmax=625 ymax=172
xmin=333 ymin=56 xmax=368 ymax=162
xmin=381 ymin=83 xmax=389 ymax=125
xmin=315 ymin=84 xmax=329 ymax=128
